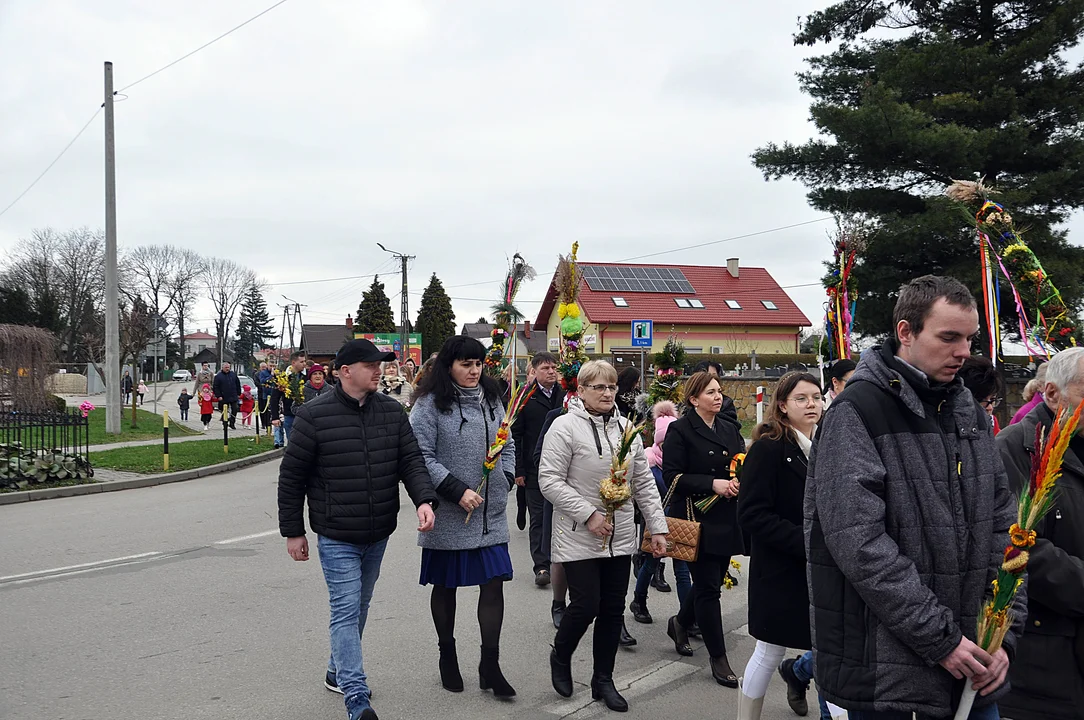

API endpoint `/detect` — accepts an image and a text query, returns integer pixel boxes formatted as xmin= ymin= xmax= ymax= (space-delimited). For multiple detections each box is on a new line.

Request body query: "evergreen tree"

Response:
xmin=0 ymin=284 xmax=35 ymax=325
xmin=753 ymin=1 xmax=1084 ymax=341
xmin=34 ymin=284 xmax=63 ymax=333
xmin=234 ymin=285 xmax=275 ymax=369
xmin=415 ymin=273 xmax=456 ymax=357
xmin=354 ymin=276 xmax=396 ymax=333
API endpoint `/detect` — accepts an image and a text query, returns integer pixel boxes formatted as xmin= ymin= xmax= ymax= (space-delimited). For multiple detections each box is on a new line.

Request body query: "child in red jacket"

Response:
xmin=198 ymin=384 xmax=217 ymax=429
xmin=240 ymin=385 xmax=255 ymax=426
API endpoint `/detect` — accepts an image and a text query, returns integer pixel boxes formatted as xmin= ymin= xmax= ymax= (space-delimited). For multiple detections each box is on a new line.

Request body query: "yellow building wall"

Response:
xmin=540 ymin=307 xmax=800 ymax=356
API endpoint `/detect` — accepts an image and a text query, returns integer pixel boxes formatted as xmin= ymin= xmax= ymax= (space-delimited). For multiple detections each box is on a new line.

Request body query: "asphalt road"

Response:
xmin=0 ymin=463 xmax=810 ymax=720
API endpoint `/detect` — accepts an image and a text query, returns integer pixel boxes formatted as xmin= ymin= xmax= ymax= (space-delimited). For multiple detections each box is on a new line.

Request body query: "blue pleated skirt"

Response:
xmin=419 ymin=544 xmax=513 ymax=588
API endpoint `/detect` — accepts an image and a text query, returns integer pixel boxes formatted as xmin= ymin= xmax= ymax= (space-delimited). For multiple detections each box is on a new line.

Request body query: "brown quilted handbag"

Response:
xmin=641 ymin=473 xmax=700 ymax=562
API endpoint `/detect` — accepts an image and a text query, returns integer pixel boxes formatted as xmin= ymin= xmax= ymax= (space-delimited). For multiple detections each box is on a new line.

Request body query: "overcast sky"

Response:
xmin=3 ymin=1 xmax=1080 ymax=342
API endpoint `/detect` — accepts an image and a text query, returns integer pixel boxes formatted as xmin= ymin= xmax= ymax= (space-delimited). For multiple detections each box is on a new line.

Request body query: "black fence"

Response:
xmin=0 ymin=410 xmax=91 ymax=462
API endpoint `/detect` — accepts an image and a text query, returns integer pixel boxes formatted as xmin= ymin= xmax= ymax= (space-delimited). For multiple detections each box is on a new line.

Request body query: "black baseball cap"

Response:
xmin=334 ymin=339 xmax=397 ymax=368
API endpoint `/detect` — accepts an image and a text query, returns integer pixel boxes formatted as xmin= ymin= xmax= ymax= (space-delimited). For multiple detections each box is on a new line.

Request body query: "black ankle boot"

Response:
xmin=550 ymin=647 xmax=573 ymax=698
xmin=629 ymin=593 xmax=652 ymax=624
xmin=438 ymin=640 xmax=463 ymax=692
xmin=479 ymin=645 xmax=515 ymax=697
xmin=591 ymin=674 xmax=629 ymax=712
xmin=651 ymin=562 xmax=672 ymax=592
xmin=618 ymin=619 xmax=637 ymax=647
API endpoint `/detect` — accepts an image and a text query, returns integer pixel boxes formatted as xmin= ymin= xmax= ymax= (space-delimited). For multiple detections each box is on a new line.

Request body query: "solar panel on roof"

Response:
xmin=582 ymin=266 xmax=694 ymax=293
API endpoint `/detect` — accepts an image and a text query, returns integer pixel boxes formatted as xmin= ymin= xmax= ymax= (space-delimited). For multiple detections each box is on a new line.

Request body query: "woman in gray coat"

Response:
xmin=409 ymin=336 xmax=517 ymax=699
xmin=539 ymin=360 xmax=668 ymax=712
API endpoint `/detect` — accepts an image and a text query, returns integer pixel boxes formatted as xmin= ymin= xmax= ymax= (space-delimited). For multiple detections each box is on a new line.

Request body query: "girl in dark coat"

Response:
xmin=663 ymin=372 xmax=746 ymax=688
xmin=736 ymin=371 xmax=823 ymax=720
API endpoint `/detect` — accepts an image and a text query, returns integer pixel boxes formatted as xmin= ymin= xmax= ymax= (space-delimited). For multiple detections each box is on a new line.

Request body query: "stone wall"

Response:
xmin=718 ymin=378 xmax=779 ymax=423
xmin=46 ymin=372 xmax=88 ymax=395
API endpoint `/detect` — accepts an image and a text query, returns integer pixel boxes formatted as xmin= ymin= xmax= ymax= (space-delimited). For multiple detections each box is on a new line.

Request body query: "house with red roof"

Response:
xmin=533 ymin=258 xmax=811 ymax=356
xmin=182 ymin=331 xmax=218 ymax=359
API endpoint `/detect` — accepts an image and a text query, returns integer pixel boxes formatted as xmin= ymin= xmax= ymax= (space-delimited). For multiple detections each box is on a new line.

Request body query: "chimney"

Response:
xmin=345 ymin=316 xmax=353 ymax=329
xmin=523 ymin=320 xmax=531 ymax=338
xmin=726 ymin=258 xmax=739 ymax=279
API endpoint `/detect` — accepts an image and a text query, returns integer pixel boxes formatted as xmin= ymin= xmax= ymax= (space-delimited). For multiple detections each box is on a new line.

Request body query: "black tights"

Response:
xmin=430 ymin=579 xmax=505 ymax=648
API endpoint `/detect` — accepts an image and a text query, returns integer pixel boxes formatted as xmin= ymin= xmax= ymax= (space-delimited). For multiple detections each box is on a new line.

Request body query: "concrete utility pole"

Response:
xmin=377 ymin=244 xmax=415 ymax=361
xmin=104 ymin=61 xmax=121 ymax=435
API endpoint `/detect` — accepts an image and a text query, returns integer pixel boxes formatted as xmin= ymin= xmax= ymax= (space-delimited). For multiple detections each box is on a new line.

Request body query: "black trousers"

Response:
xmin=554 ymin=555 xmax=631 ymax=677
xmin=525 ymin=483 xmax=547 ymax=572
xmin=218 ymin=399 xmax=239 ymax=426
xmin=677 ymin=552 xmax=730 ymax=659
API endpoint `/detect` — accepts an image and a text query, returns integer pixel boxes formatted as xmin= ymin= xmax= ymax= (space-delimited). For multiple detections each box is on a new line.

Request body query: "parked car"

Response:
xmin=172 ymin=370 xmax=193 ymax=382
xmin=237 ymin=375 xmax=256 ymax=392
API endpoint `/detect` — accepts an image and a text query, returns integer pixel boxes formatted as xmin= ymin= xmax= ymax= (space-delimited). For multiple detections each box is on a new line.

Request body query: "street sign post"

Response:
xmin=631 ymin=320 xmax=652 ymax=348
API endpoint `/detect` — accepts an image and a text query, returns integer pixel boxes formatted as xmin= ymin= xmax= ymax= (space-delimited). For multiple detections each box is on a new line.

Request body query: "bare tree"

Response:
xmin=165 ymin=249 xmax=205 ymax=366
xmin=205 ymin=257 xmax=257 ymax=362
xmin=125 ymin=245 xmax=180 ymax=338
xmin=3 ymin=227 xmax=105 ymax=363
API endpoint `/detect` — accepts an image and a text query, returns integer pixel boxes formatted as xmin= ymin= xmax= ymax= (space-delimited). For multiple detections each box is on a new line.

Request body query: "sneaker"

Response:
xmin=325 ymin=671 xmax=343 ymax=695
xmin=778 ymin=658 xmax=809 ymax=716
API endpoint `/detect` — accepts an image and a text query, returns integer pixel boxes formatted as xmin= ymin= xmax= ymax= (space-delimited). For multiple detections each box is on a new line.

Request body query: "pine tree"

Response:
xmin=753 ymin=1 xmax=1084 ymax=340
xmin=0 ymin=284 xmax=35 ymax=325
xmin=234 ymin=285 xmax=275 ymax=369
xmin=415 ymin=273 xmax=456 ymax=357
xmin=354 ymin=276 xmax=396 ymax=333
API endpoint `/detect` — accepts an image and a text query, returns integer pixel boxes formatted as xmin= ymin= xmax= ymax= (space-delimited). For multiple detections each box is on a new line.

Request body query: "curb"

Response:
xmin=0 ymin=448 xmax=284 ymax=506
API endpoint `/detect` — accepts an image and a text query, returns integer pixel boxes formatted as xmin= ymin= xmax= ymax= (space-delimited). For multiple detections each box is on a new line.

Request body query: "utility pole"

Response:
xmin=377 ymin=244 xmax=415 ymax=362
xmin=104 ymin=61 xmax=121 ymax=435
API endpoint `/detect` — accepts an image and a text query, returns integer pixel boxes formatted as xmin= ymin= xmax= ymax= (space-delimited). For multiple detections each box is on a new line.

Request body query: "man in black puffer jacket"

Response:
xmin=279 ymin=339 xmax=437 ymax=720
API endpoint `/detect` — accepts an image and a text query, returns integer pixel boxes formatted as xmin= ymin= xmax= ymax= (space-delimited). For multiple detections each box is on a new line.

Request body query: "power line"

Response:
xmin=117 ymin=0 xmax=293 ymax=93
xmin=0 ymin=108 xmax=102 ymax=220
xmin=616 ymin=217 xmax=835 ymax=262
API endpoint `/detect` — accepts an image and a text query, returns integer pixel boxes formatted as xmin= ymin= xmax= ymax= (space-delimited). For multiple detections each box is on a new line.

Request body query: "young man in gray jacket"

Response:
xmin=806 ymin=276 xmax=1024 ymax=719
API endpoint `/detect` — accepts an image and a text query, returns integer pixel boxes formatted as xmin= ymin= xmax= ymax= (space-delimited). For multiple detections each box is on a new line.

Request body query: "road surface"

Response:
xmin=0 ymin=462 xmax=809 ymax=720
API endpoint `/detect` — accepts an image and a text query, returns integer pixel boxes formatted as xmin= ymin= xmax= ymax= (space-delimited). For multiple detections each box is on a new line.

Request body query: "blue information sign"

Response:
xmin=631 ymin=320 xmax=653 ymax=347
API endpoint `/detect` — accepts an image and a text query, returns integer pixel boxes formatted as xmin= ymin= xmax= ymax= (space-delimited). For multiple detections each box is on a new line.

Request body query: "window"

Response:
xmin=725 ymin=300 xmax=742 ymax=310
xmin=689 ymin=299 xmax=705 ymax=308
xmin=685 ymin=347 xmax=704 ymax=353
xmin=761 ymin=300 xmax=778 ymax=310
xmin=674 ymin=298 xmax=692 ymax=308
xmin=612 ymin=297 xmax=628 ymax=307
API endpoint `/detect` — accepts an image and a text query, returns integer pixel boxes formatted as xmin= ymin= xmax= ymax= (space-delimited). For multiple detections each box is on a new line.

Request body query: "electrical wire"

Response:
xmin=116 ymin=0 xmax=293 ymax=93
xmin=615 ymin=217 xmax=835 ymax=262
xmin=0 ymin=108 xmax=102 ymax=220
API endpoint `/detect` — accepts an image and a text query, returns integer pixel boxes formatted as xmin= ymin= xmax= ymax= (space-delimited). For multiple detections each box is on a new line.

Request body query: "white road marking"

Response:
xmin=541 ymin=657 xmax=700 ymax=717
xmin=1 ymin=529 xmax=277 ymax=585
xmin=214 ymin=529 xmax=278 ymax=545
xmin=0 ymin=552 xmax=163 ymax=582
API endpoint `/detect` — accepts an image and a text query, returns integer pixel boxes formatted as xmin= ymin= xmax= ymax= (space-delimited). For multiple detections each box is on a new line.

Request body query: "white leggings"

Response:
xmin=741 ymin=640 xmax=786 ymax=699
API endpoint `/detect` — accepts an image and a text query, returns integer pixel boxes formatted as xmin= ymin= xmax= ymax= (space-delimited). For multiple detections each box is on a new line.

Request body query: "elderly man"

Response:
xmin=212 ymin=362 xmax=242 ymax=430
xmin=995 ymin=347 xmax=1084 ymax=720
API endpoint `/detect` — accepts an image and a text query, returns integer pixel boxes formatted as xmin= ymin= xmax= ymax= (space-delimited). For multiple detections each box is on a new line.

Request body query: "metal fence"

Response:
xmin=0 ymin=409 xmax=92 ymax=462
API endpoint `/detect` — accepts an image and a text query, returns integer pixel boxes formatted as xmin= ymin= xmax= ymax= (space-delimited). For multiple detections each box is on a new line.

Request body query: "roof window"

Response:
xmin=725 ymin=300 xmax=742 ymax=310
xmin=674 ymin=298 xmax=691 ymax=308
xmin=688 ymin=299 xmax=704 ymax=308
xmin=761 ymin=300 xmax=778 ymax=310
xmin=612 ymin=297 xmax=629 ymax=307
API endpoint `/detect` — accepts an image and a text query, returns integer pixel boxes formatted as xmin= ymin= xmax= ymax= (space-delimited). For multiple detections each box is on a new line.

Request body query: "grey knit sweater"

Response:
xmin=409 ymin=386 xmax=515 ymax=550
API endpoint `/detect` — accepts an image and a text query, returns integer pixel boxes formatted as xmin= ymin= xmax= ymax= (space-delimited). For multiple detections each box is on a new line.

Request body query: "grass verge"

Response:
xmin=86 ymin=407 xmax=198 ymax=446
xmin=90 ymin=437 xmax=271 ymax=474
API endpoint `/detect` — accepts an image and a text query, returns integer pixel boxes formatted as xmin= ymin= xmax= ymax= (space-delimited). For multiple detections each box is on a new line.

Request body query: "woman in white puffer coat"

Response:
xmin=538 ymin=360 xmax=668 ymax=712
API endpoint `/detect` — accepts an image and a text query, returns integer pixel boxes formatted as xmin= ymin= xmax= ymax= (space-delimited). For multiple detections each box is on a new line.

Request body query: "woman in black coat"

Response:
xmin=663 ymin=371 xmax=746 ymax=688
xmin=735 ymin=371 xmax=822 ymax=719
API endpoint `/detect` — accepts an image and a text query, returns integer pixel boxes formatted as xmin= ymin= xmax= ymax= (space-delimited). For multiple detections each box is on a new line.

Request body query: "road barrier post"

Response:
xmin=756 ymin=386 xmax=764 ymax=426
xmin=163 ymin=410 xmax=170 ymax=471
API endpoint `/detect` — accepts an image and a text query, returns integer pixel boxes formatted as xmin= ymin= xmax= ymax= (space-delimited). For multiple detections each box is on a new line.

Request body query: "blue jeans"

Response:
xmin=318 ymin=535 xmax=389 ymax=720
xmin=848 ymin=704 xmax=999 ymax=720
xmin=275 ymin=415 xmax=294 ymax=446
xmin=635 ymin=467 xmax=692 ymax=603
xmin=792 ymin=650 xmax=833 ymax=720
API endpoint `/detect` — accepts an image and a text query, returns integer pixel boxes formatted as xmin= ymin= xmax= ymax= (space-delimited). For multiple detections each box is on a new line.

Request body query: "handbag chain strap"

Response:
xmin=661 ymin=473 xmax=698 ymax=523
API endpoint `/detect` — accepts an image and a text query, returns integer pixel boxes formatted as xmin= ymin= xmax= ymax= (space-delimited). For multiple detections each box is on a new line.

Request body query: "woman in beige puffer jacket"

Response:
xmin=538 ymin=360 xmax=668 ymax=712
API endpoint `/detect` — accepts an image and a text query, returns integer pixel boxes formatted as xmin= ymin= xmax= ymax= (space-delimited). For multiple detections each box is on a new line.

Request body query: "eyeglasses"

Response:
xmin=584 ymin=384 xmax=618 ymax=393
xmin=981 ymin=397 xmax=1003 ymax=409
xmin=788 ymin=394 xmax=823 ymax=406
